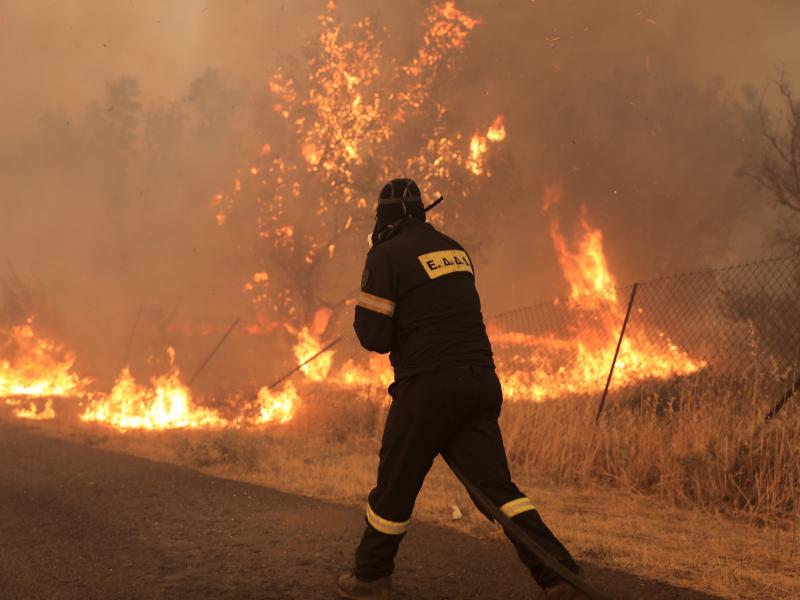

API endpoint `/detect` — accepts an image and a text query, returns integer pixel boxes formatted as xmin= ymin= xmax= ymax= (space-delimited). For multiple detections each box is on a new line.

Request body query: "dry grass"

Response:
xmin=500 ymin=373 xmax=800 ymax=522
xmin=10 ymin=371 xmax=800 ymax=599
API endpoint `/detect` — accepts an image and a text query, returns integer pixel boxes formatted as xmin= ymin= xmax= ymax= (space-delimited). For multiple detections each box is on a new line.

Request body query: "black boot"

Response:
xmin=337 ymin=572 xmax=392 ymax=599
xmin=540 ymin=580 xmax=590 ymax=599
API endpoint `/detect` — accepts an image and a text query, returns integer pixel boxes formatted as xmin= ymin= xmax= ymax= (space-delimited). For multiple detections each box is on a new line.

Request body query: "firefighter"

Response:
xmin=337 ymin=178 xmax=589 ymax=600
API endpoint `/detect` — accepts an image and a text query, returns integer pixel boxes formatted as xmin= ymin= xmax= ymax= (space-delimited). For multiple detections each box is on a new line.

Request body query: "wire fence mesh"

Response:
xmin=485 ymin=255 xmax=800 ymax=405
xmin=330 ymin=254 xmax=800 ymax=413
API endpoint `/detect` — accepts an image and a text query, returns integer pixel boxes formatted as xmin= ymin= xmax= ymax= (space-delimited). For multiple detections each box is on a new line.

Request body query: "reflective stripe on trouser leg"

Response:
xmin=366 ymin=503 xmax=411 ymax=535
xmin=499 ymin=496 xmax=536 ymax=519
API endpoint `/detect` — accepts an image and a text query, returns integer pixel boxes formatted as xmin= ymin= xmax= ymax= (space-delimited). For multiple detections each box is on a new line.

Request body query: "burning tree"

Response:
xmin=213 ymin=1 xmax=507 ymax=340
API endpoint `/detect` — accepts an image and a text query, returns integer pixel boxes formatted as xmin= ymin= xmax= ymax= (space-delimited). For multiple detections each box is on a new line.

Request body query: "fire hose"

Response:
xmin=190 ymin=317 xmax=610 ymax=597
xmin=445 ymin=459 xmax=613 ymax=600
xmin=183 ymin=302 xmax=608 ymax=597
xmin=264 ymin=332 xmax=611 ymax=597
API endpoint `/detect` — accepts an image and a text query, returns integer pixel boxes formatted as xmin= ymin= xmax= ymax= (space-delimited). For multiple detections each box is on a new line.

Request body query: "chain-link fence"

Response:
xmin=327 ymin=255 xmax=800 ymax=412
xmin=486 ymin=255 xmax=800 ymax=406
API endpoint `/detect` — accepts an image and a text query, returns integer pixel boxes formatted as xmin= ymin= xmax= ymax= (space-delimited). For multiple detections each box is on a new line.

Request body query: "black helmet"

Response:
xmin=371 ymin=178 xmax=426 ymax=246
xmin=378 ymin=178 xmax=424 ymax=209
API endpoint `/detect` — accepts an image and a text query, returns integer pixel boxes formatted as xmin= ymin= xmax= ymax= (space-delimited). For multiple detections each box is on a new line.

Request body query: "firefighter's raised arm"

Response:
xmin=353 ymin=247 xmax=395 ymax=354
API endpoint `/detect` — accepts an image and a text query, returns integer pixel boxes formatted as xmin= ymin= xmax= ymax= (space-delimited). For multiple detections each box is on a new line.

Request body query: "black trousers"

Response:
xmin=354 ymin=366 xmax=579 ymax=588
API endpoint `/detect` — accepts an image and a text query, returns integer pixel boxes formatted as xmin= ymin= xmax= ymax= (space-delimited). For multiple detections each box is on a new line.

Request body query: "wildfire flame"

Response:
xmin=270 ymin=182 xmax=703 ymax=406
xmin=3 ymin=186 xmax=705 ymax=428
xmin=293 ymin=327 xmax=334 ymax=382
xmin=80 ymin=347 xmax=229 ymax=430
xmin=215 ymin=1 xmax=506 ymax=333
xmin=255 ymin=382 xmax=298 ymax=425
xmin=11 ymin=398 xmax=56 ymax=421
xmin=0 ymin=319 xmax=301 ymax=430
xmin=3 ymin=4 xmax=704 ymax=432
xmin=546 ymin=187 xmax=617 ymax=303
xmin=467 ymin=115 xmax=507 ymax=176
xmin=490 ymin=184 xmax=705 ymax=402
xmin=0 ymin=318 xmax=87 ymax=399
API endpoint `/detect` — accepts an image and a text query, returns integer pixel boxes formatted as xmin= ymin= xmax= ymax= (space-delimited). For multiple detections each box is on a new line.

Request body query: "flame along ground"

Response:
xmin=0 ymin=1 xmax=705 ymax=430
xmin=1 ymin=318 xmax=88 ymax=420
xmin=79 ymin=350 xmax=299 ymax=430
xmin=283 ymin=184 xmax=705 ymax=403
xmin=1 ymin=184 xmax=705 ymax=430
xmin=0 ymin=318 xmax=298 ymax=429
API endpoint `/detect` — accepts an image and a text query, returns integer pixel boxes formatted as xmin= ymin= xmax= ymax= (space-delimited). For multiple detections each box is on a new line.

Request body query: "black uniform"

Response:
xmin=353 ymin=217 xmax=580 ymax=588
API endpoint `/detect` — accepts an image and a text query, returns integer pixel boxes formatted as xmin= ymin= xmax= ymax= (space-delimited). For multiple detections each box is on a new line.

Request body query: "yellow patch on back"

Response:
xmin=418 ymin=250 xmax=474 ymax=279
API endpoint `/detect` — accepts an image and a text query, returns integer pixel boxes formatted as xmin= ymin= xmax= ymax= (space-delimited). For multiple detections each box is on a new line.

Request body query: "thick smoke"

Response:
xmin=0 ymin=0 xmax=798 ymax=387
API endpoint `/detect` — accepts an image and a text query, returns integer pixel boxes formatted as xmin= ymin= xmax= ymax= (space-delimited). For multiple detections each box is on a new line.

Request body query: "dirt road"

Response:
xmin=0 ymin=422 xmax=722 ymax=599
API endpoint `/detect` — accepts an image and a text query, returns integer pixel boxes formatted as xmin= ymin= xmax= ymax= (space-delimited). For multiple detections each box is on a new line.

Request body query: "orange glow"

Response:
xmin=491 ymin=185 xmax=705 ymax=402
xmin=467 ymin=134 xmax=489 ymax=176
xmin=255 ymin=382 xmax=298 ymax=424
xmin=545 ymin=185 xmax=617 ymax=303
xmin=293 ymin=327 xmax=334 ymax=381
xmin=80 ymin=347 xmax=228 ymax=430
xmin=6 ymin=3 xmax=706 ymax=433
xmin=215 ymin=1 xmax=506 ymax=318
xmin=301 ymin=143 xmax=323 ymax=167
xmin=0 ymin=318 xmax=88 ymax=400
xmin=13 ymin=398 xmax=56 ymax=421
xmin=334 ymin=355 xmax=393 ymax=392
xmin=486 ymin=115 xmax=506 ymax=142
xmin=466 ymin=114 xmax=506 ymax=176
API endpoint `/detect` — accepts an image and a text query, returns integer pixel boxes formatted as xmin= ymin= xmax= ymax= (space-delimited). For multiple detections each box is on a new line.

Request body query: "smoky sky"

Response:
xmin=1 ymin=0 xmax=799 ymax=385
xmin=2 ymin=1 xmax=798 ymax=140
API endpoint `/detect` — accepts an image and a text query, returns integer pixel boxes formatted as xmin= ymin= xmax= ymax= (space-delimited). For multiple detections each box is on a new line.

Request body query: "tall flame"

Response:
xmin=492 ymin=184 xmax=705 ymax=402
xmin=545 ymin=184 xmax=617 ymax=303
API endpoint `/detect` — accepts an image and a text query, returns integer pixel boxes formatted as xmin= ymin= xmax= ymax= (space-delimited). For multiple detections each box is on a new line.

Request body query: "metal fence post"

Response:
xmin=595 ymin=283 xmax=639 ymax=424
xmin=187 ymin=316 xmax=241 ymax=388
